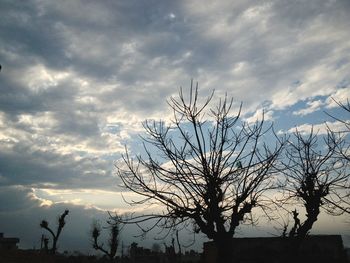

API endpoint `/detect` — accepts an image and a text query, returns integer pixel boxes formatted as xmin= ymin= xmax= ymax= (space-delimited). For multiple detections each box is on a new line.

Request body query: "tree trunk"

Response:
xmin=51 ymin=237 xmax=57 ymax=254
xmin=215 ymin=237 xmax=233 ymax=263
xmin=286 ymin=211 xmax=319 ymax=263
xmin=297 ymin=215 xmax=318 ymax=239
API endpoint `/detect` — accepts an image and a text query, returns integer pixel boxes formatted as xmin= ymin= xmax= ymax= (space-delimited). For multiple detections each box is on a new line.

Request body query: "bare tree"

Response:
xmin=278 ymin=129 xmax=349 ymax=242
xmin=326 ymin=98 xmax=350 ymax=210
xmin=115 ymin=84 xmax=283 ymax=262
xmin=326 ymin=98 xmax=350 ymax=163
xmin=40 ymin=209 xmax=69 ymax=254
xmin=91 ymin=216 xmax=120 ymax=261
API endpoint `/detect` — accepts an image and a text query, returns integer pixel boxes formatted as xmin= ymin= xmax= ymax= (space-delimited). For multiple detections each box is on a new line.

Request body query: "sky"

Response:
xmin=0 ymin=0 xmax=350 ymax=254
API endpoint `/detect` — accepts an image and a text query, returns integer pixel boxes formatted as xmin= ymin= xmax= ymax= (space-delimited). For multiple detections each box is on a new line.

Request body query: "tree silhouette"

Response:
xmin=40 ymin=209 xmax=69 ymax=254
xmin=326 ymin=98 xmax=350 ymax=214
xmin=327 ymin=98 xmax=350 ymax=134
xmin=91 ymin=216 xmax=120 ymax=261
xmin=279 ymin=129 xmax=349 ymax=242
xmin=116 ymin=83 xmax=283 ymax=262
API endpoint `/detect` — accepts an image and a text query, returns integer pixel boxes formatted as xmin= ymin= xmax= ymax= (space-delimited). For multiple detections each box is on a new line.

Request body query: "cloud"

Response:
xmin=244 ymin=108 xmax=274 ymax=124
xmin=293 ymin=99 xmax=325 ymax=116
xmin=286 ymin=120 xmax=346 ymax=135
xmin=0 ymin=136 xmax=119 ymax=190
xmin=2 ymin=0 xmax=349 ymax=121
xmin=0 ymin=186 xmax=41 ymax=212
xmin=180 ymin=0 xmax=350 ymax=113
xmin=325 ymin=87 xmax=350 ymax=108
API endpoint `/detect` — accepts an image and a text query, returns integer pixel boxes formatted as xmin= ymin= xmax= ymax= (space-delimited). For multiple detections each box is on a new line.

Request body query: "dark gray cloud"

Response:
xmin=0 ymin=186 xmax=109 ymax=252
xmin=0 ymin=186 xmax=40 ymax=212
xmin=0 ymin=1 xmax=72 ymax=72
xmin=0 ymin=140 xmax=117 ymax=190
xmin=0 ymin=77 xmax=77 ymax=116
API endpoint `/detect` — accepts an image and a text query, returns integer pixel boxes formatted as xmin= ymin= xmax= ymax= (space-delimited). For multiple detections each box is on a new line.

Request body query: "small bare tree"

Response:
xmin=91 ymin=216 xmax=120 ymax=261
xmin=40 ymin=209 xmax=69 ymax=254
xmin=279 ymin=129 xmax=349 ymax=242
xmin=116 ymin=84 xmax=283 ymax=262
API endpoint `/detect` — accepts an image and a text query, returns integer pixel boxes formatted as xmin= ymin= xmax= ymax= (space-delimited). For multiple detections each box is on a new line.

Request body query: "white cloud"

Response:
xmin=325 ymin=87 xmax=350 ymax=108
xmin=287 ymin=120 xmax=346 ymax=135
xmin=244 ymin=109 xmax=274 ymax=124
xmin=24 ymin=64 xmax=70 ymax=92
xmin=293 ymin=99 xmax=325 ymax=116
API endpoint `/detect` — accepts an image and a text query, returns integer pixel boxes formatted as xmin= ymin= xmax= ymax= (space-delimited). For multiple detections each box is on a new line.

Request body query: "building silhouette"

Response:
xmin=203 ymin=235 xmax=347 ymax=263
xmin=0 ymin=232 xmax=20 ymax=251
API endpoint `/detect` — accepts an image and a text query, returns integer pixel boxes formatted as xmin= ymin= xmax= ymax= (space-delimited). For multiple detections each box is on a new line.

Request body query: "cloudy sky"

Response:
xmin=0 ymin=0 xmax=350 ymax=253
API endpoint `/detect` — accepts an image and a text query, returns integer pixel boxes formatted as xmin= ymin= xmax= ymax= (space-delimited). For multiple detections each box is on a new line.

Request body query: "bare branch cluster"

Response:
xmin=116 ymin=83 xmax=283 ymax=261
